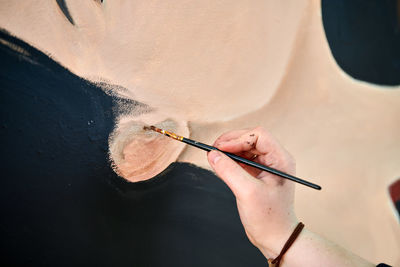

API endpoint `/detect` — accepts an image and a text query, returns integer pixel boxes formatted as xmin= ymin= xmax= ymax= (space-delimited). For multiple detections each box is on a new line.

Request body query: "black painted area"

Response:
xmin=0 ymin=30 xmax=266 ymax=266
xmin=322 ymin=0 xmax=400 ymax=86
xmin=396 ymin=201 xmax=400 ymax=217
xmin=55 ymin=0 xmax=75 ymax=25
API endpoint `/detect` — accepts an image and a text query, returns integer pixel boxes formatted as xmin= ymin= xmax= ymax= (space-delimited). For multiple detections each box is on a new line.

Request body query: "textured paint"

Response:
xmin=109 ymin=117 xmax=187 ymax=182
xmin=0 ymin=32 xmax=267 ymax=265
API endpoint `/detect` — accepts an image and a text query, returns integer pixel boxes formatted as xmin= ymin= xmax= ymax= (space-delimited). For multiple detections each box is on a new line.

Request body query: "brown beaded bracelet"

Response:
xmin=268 ymin=222 xmax=305 ymax=267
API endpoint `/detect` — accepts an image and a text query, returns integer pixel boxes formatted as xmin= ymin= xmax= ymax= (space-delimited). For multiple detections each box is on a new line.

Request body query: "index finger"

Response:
xmin=216 ymin=127 xmax=280 ymax=155
xmin=213 ymin=128 xmax=251 ymax=146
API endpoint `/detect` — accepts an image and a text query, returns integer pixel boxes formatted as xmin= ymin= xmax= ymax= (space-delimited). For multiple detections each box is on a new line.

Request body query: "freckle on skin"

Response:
xmin=250 ymin=134 xmax=255 ymax=137
xmin=246 ymin=141 xmax=251 ymax=145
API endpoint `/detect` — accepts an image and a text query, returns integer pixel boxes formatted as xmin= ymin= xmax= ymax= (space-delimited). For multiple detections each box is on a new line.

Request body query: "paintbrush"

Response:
xmin=144 ymin=125 xmax=321 ymax=190
xmin=143 ymin=125 xmax=321 ymax=190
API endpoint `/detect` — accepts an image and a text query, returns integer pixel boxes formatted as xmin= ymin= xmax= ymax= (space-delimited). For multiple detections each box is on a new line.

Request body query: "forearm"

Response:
xmin=259 ymin=228 xmax=374 ymax=267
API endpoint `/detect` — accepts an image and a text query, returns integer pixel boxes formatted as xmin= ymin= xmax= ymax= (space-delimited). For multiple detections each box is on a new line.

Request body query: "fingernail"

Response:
xmin=209 ymin=150 xmax=222 ymax=164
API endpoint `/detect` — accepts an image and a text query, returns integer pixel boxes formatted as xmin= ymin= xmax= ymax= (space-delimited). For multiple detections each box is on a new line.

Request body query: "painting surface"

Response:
xmin=0 ymin=0 xmax=399 ymax=265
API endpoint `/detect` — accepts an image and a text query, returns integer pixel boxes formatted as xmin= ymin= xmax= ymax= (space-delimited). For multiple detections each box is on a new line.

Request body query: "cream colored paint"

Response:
xmin=0 ymin=0 xmax=399 ymax=265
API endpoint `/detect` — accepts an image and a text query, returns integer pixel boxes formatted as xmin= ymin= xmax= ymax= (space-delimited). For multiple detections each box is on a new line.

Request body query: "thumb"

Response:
xmin=207 ymin=150 xmax=259 ymax=199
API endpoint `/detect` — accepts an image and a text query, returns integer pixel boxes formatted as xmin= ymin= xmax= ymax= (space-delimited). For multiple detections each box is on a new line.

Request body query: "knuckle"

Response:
xmin=241 ymin=184 xmax=258 ymax=199
xmin=275 ymin=154 xmax=295 ymax=174
xmin=266 ymin=155 xmax=279 ymax=168
xmin=214 ymin=136 xmax=225 ymax=145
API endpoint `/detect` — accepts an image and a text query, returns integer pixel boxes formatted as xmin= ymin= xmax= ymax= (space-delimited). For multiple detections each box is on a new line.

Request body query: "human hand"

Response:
xmin=207 ymin=127 xmax=298 ymax=258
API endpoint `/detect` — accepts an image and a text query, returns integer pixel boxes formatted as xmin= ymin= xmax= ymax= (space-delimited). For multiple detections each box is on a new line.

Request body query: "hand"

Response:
xmin=207 ymin=127 xmax=298 ymax=258
xmin=208 ymin=127 xmax=376 ymax=267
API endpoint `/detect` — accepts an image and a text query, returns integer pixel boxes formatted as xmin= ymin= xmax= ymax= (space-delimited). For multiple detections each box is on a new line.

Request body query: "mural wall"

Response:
xmin=0 ymin=0 xmax=399 ymax=265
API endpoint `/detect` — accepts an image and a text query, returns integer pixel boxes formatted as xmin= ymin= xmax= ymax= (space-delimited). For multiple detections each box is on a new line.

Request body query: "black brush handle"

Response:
xmin=182 ymin=137 xmax=321 ymax=190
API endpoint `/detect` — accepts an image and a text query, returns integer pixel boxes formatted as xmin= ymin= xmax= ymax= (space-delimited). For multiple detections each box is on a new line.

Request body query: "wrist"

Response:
xmin=257 ymin=220 xmax=300 ymax=259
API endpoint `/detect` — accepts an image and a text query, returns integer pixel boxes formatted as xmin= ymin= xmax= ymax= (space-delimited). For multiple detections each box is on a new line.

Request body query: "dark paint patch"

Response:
xmin=55 ymin=0 xmax=75 ymax=25
xmin=0 ymin=30 xmax=266 ymax=266
xmin=322 ymin=0 xmax=400 ymax=86
xmin=389 ymin=178 xmax=400 ymax=217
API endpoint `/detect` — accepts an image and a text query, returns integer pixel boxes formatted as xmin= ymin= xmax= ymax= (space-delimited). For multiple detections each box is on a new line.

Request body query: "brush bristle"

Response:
xmin=143 ymin=125 xmax=162 ymax=133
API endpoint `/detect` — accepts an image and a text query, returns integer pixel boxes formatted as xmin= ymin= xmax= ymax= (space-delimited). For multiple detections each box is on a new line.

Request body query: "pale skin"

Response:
xmin=207 ymin=126 xmax=375 ymax=267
